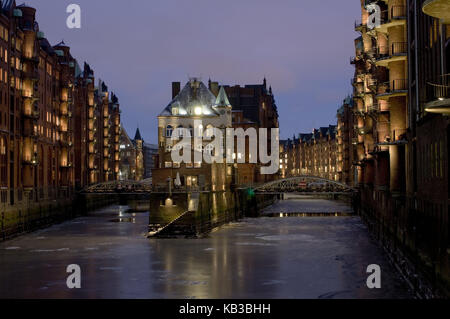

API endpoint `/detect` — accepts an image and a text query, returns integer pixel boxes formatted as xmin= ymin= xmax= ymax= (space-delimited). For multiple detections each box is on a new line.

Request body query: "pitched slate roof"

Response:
xmin=159 ymin=78 xmax=219 ymax=117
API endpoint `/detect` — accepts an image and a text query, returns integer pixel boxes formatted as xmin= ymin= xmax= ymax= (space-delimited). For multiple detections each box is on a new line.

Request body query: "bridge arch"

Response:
xmin=253 ymin=176 xmax=356 ymax=193
xmin=81 ymin=180 xmax=152 ymax=194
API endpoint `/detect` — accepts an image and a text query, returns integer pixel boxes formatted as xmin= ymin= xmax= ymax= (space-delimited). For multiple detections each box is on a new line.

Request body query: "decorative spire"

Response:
xmin=214 ymin=86 xmax=232 ymax=108
xmin=134 ymin=127 xmax=142 ymax=141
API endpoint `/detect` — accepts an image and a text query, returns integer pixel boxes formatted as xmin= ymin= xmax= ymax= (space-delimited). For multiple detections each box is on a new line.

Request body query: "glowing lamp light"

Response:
xmin=194 ymin=107 xmax=203 ymax=115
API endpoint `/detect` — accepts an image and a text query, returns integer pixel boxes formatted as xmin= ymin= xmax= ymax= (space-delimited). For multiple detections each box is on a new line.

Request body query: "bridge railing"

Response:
xmin=253 ymin=176 xmax=356 ymax=193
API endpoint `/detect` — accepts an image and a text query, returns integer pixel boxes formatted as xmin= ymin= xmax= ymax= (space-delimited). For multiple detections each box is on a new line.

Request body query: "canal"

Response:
xmin=0 ymin=197 xmax=414 ymax=299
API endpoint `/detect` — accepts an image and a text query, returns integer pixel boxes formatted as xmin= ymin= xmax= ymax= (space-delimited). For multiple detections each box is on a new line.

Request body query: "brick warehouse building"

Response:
xmin=337 ymin=96 xmax=357 ymax=186
xmin=153 ymin=77 xmax=279 ymax=190
xmin=279 ymin=125 xmax=338 ymax=182
xmin=349 ymin=0 xmax=450 ymax=296
xmin=221 ymin=78 xmax=279 ymax=185
xmin=0 ymin=1 xmax=121 ymax=238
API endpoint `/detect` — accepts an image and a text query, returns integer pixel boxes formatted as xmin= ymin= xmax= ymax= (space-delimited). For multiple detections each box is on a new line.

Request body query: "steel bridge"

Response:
xmin=81 ymin=180 xmax=152 ymax=194
xmin=81 ymin=176 xmax=355 ymax=195
xmin=252 ymin=176 xmax=356 ymax=194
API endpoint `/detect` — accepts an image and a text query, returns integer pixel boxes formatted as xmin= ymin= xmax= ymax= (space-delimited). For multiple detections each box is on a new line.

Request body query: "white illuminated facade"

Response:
xmin=157 ymin=78 xmax=232 ymax=165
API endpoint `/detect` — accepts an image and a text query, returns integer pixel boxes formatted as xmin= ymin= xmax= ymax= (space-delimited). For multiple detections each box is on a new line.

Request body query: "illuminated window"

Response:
xmin=165 ymin=162 xmax=172 ymax=168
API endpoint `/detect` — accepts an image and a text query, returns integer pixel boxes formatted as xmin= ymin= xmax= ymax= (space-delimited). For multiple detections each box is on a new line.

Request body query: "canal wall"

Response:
xmin=355 ymin=185 xmax=449 ymax=298
xmin=149 ymin=190 xmax=278 ymax=238
xmin=0 ymin=193 xmax=119 ymax=242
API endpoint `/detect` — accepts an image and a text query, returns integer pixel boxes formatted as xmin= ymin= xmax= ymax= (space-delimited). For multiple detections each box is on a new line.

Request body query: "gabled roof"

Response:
xmin=39 ymin=37 xmax=55 ymax=55
xmin=159 ymin=79 xmax=219 ymax=117
xmin=299 ymin=133 xmax=313 ymax=142
xmin=54 ymin=40 xmax=68 ymax=48
xmin=120 ymin=126 xmax=134 ymax=148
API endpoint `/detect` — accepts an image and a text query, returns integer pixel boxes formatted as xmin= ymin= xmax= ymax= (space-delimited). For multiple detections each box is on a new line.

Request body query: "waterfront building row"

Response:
xmin=0 ymin=1 xmax=121 ymax=236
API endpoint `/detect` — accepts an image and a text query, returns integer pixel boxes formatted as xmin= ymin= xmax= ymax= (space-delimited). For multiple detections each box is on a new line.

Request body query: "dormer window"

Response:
xmin=172 ymin=107 xmax=179 ymax=115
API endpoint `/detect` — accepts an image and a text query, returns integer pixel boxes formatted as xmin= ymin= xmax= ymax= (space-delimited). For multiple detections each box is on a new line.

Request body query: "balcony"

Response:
xmin=23 ymin=126 xmax=39 ymax=139
xmin=424 ymin=74 xmax=450 ymax=114
xmin=377 ymin=79 xmax=408 ymax=99
xmin=377 ymin=129 xmax=408 ymax=145
xmin=354 ymin=19 xmax=365 ymax=32
xmin=376 ymin=6 xmax=407 ymax=34
xmin=59 ymin=138 xmax=73 ymax=147
xmin=357 ymin=126 xmax=372 ymax=136
xmin=23 ymin=154 xmax=39 ymax=166
xmin=353 ymin=108 xmax=366 ymax=117
xmin=422 ymin=0 xmax=450 ymax=24
xmin=60 ymin=163 xmax=73 ymax=169
xmin=368 ymin=102 xmax=390 ymax=114
xmin=21 ymin=68 xmax=39 ymax=81
xmin=367 ymin=78 xmax=377 ymax=89
xmin=375 ymin=42 xmax=408 ymax=67
xmin=23 ymin=107 xmax=40 ymax=120
xmin=21 ymin=55 xmax=39 ymax=64
xmin=352 ymin=137 xmax=362 ymax=145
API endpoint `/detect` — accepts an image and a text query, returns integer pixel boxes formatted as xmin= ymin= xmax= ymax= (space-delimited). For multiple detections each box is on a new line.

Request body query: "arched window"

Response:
xmin=166 ymin=125 xmax=173 ymax=138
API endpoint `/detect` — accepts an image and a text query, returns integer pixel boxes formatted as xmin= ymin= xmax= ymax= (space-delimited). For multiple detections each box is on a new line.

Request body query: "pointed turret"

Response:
xmin=214 ymin=86 xmax=232 ymax=108
xmin=134 ymin=127 xmax=142 ymax=141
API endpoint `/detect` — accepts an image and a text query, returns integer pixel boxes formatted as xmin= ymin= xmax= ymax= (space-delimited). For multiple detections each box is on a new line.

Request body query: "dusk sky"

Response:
xmin=30 ymin=0 xmax=361 ymax=143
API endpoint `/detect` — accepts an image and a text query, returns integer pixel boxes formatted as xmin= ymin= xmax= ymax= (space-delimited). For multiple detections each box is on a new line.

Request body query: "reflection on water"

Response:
xmin=267 ymin=212 xmax=354 ymax=217
xmin=0 ymin=200 xmax=413 ymax=299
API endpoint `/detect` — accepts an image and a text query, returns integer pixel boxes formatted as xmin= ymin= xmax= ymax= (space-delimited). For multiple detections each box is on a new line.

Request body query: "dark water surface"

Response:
xmin=0 ymin=199 xmax=413 ymax=299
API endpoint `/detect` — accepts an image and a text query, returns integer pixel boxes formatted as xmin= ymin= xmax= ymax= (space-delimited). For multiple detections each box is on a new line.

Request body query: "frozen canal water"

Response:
xmin=0 ymin=198 xmax=413 ymax=299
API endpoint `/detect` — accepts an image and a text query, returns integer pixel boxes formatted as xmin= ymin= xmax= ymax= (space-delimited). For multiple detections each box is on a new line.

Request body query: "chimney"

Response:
xmin=172 ymin=82 xmax=180 ymax=99
xmin=210 ymin=82 xmax=219 ymax=96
